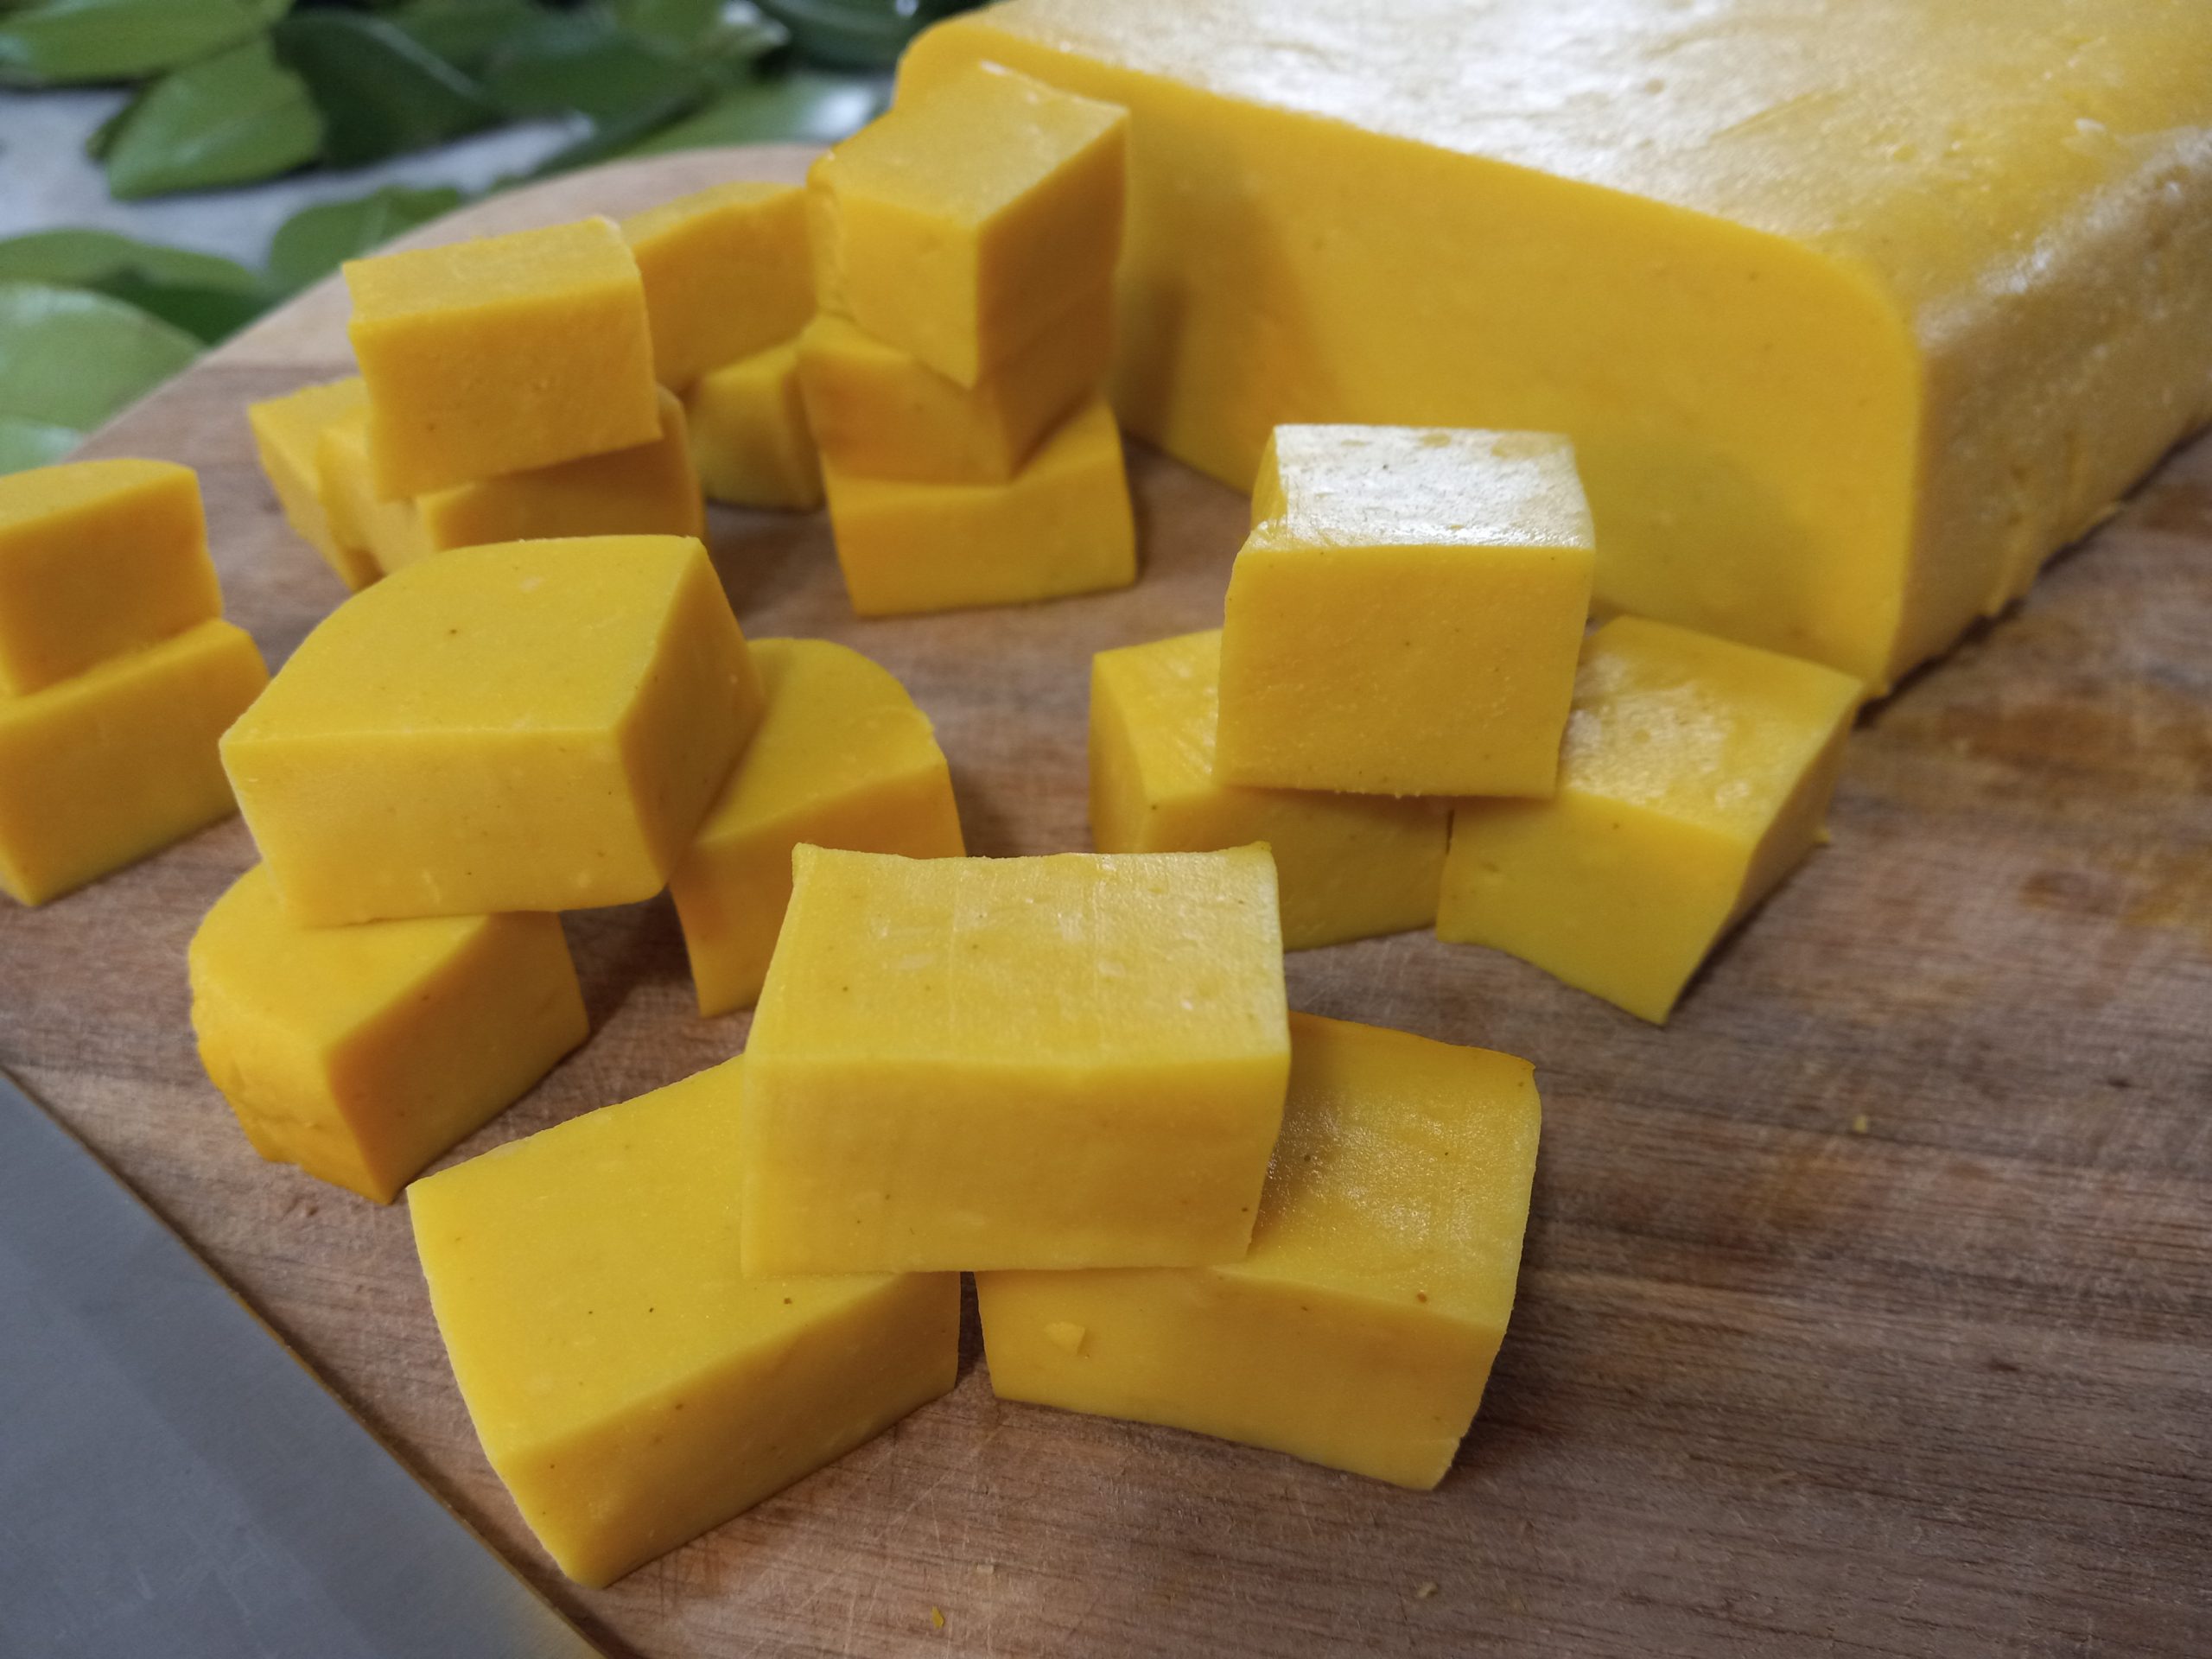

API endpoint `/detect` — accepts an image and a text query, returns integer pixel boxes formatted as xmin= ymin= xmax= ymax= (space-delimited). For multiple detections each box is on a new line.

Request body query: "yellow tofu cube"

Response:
xmin=683 ymin=340 xmax=824 ymax=512
xmin=222 ymin=536 xmax=760 ymax=925
xmin=1438 ymin=616 xmax=1865 ymax=1023
xmin=1217 ymin=426 xmax=1597 ymax=798
xmin=620 ymin=181 xmax=813 ymax=391
xmin=410 ymin=1057 xmax=960 ymax=1587
xmin=346 ymin=218 xmax=661 ymax=498
xmin=320 ymin=385 xmax=704 ymax=577
xmin=414 ymin=386 xmax=703 ymax=558
xmin=795 ymin=289 xmax=1111 ymax=484
xmin=0 ymin=459 xmax=223 ymax=696
xmin=809 ymin=62 xmax=1127 ymax=386
xmin=741 ymin=843 xmax=1289 ymax=1275
xmin=671 ymin=638 xmax=964 ymax=1017
xmin=824 ymin=397 xmax=1135 ymax=617
xmin=0 ymin=620 xmax=266 ymax=906
xmin=1091 ymin=629 xmax=1448 ymax=950
xmin=189 ymin=864 xmax=586 ymax=1205
xmin=317 ymin=404 xmax=432 ymax=576
xmin=977 ymin=1011 xmax=1540 ymax=1488
xmin=246 ymin=379 xmax=380 ymax=591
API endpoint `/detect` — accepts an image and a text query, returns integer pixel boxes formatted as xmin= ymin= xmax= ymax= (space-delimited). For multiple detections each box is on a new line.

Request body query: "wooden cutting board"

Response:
xmin=4 ymin=144 xmax=2209 ymax=1659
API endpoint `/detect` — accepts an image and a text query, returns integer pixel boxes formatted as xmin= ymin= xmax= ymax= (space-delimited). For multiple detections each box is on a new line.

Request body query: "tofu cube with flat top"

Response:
xmin=808 ymin=62 xmax=1127 ymax=387
xmin=978 ymin=1012 xmax=1541 ymax=1488
xmin=1217 ymin=425 xmax=1597 ymax=798
xmin=1437 ymin=615 xmax=1865 ymax=1022
xmin=346 ymin=218 xmax=660 ymax=497
xmin=190 ymin=863 xmax=586 ymax=1204
xmin=741 ymin=845 xmax=1290 ymax=1275
xmin=411 ymin=1057 xmax=959 ymax=1586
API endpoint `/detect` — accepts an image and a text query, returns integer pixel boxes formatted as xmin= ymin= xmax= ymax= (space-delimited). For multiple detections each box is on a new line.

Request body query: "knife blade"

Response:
xmin=0 ymin=1070 xmax=602 ymax=1659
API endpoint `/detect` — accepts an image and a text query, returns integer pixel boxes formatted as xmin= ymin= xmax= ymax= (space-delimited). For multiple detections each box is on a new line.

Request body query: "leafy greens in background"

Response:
xmin=0 ymin=0 xmax=954 ymax=470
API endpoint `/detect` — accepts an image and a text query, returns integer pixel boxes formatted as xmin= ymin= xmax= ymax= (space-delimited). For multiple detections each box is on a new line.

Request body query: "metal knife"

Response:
xmin=0 ymin=1070 xmax=602 ymax=1659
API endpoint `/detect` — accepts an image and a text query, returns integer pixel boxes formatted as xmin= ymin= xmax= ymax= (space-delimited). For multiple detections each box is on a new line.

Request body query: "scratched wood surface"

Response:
xmin=3 ymin=145 xmax=2209 ymax=1658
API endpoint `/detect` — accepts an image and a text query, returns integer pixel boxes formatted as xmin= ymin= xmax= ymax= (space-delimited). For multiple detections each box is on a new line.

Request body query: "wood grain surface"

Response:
xmin=4 ymin=145 xmax=2209 ymax=1659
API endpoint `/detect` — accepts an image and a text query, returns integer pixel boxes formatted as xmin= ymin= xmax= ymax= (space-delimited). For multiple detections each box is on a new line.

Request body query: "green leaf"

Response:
xmin=83 ymin=88 xmax=142 ymax=159
xmin=0 ymin=0 xmax=287 ymax=86
xmin=0 ymin=229 xmax=270 ymax=341
xmin=0 ymin=415 xmax=81 ymax=474
xmin=756 ymin=0 xmax=968 ymax=72
xmin=0 ymin=228 xmax=259 ymax=294
xmin=272 ymin=11 xmax=499 ymax=167
xmin=386 ymin=0 xmax=538 ymax=71
xmin=265 ymin=183 xmax=463 ymax=293
xmin=0 ymin=282 xmax=200 ymax=433
xmin=623 ymin=66 xmax=884 ymax=154
xmin=610 ymin=0 xmax=722 ymax=44
xmin=103 ymin=39 xmax=322 ymax=200
xmin=482 ymin=10 xmax=710 ymax=124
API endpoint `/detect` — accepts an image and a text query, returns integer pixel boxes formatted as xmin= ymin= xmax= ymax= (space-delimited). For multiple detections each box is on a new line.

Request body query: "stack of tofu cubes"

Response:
xmin=800 ymin=63 xmax=1138 ymax=614
xmin=251 ymin=184 xmax=831 ymax=587
xmin=0 ymin=461 xmax=265 ymax=906
xmin=408 ymin=839 xmax=1544 ymax=1586
xmin=1090 ymin=425 xmax=1869 ymax=1023
xmin=621 ymin=182 xmax=823 ymax=512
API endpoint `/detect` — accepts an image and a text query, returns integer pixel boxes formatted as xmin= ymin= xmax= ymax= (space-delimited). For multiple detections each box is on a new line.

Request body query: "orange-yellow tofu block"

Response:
xmin=824 ymin=397 xmax=1134 ymax=617
xmin=318 ymin=404 xmax=431 ymax=575
xmin=222 ymin=536 xmax=759 ymax=925
xmin=742 ymin=845 xmax=1289 ymax=1275
xmin=0 ymin=620 xmax=265 ymax=906
xmin=684 ymin=341 xmax=823 ymax=512
xmin=1217 ymin=426 xmax=1596 ymax=798
xmin=0 ymin=459 xmax=222 ymax=696
xmin=621 ymin=181 xmax=813 ymax=391
xmin=189 ymin=864 xmax=586 ymax=1205
xmin=415 ymin=386 xmax=703 ymax=556
xmin=1091 ymin=629 xmax=1447 ymax=950
xmin=981 ymin=1013 xmax=1538 ymax=1486
xmin=671 ymin=639 xmax=963 ymax=1017
xmin=318 ymin=386 xmax=703 ymax=576
xmin=410 ymin=1056 xmax=960 ymax=1587
xmin=796 ymin=290 xmax=1111 ymax=484
xmin=808 ymin=61 xmax=1127 ymax=386
xmin=1439 ymin=616 xmax=1864 ymax=1023
xmin=906 ymin=1 xmax=2212 ymax=688
xmin=247 ymin=379 xmax=380 ymax=591
xmin=346 ymin=217 xmax=660 ymax=498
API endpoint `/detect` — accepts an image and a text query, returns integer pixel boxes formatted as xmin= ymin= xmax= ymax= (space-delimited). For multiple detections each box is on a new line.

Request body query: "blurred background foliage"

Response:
xmin=0 ymin=0 xmax=974 ymax=471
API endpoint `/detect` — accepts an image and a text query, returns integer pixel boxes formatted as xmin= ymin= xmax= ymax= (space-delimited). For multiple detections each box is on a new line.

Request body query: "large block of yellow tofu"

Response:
xmin=1091 ymin=629 xmax=1447 ymax=950
xmin=621 ymin=181 xmax=813 ymax=391
xmin=411 ymin=1057 xmax=959 ymax=1587
xmin=0 ymin=620 xmax=265 ymax=906
xmin=823 ymin=397 xmax=1135 ymax=616
xmin=346 ymin=218 xmax=661 ymax=498
xmin=683 ymin=340 xmax=824 ymax=512
xmin=742 ymin=845 xmax=1290 ymax=1275
xmin=978 ymin=1012 xmax=1540 ymax=1488
xmin=797 ymin=291 xmax=1112 ymax=484
xmin=1438 ymin=616 xmax=1863 ymax=1023
xmin=247 ymin=379 xmax=381 ymax=592
xmin=0 ymin=459 xmax=223 ymax=696
xmin=809 ymin=61 xmax=1127 ymax=387
xmin=905 ymin=0 xmax=2212 ymax=686
xmin=222 ymin=536 xmax=759 ymax=925
xmin=189 ymin=864 xmax=586 ymax=1204
xmin=1217 ymin=427 xmax=1594 ymax=798
xmin=671 ymin=638 xmax=963 ymax=1017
